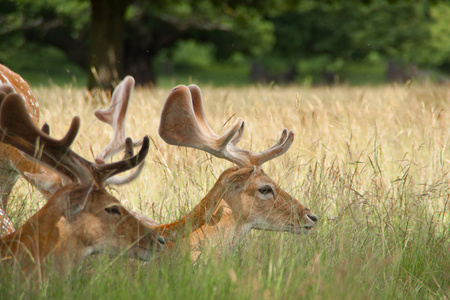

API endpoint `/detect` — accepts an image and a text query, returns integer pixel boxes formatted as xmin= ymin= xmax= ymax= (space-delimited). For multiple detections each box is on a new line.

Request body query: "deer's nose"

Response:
xmin=307 ymin=214 xmax=318 ymax=223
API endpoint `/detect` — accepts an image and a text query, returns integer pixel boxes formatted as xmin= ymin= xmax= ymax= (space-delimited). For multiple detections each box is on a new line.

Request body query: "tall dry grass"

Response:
xmin=2 ymin=83 xmax=449 ymax=299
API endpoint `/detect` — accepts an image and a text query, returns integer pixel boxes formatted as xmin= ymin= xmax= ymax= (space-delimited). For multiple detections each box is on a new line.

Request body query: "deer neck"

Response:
xmin=186 ymin=200 xmax=254 ymax=262
xmin=155 ymin=169 xmax=253 ymax=249
xmin=0 ymin=200 xmax=85 ymax=270
xmin=187 ymin=200 xmax=238 ymax=245
xmin=156 ymin=174 xmax=229 ymax=238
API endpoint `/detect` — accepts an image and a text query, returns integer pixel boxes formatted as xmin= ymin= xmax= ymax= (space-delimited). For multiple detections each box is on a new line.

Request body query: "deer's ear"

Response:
xmin=59 ymin=185 xmax=93 ymax=219
xmin=227 ymin=166 xmax=255 ymax=184
xmin=24 ymin=171 xmax=62 ymax=196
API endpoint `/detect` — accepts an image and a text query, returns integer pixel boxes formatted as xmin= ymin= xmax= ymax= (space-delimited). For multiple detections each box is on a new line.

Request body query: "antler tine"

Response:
xmin=246 ymin=130 xmax=294 ymax=166
xmin=102 ymin=137 xmax=145 ymax=185
xmin=103 ymin=162 xmax=145 ymax=185
xmin=159 ymin=85 xmax=294 ymax=168
xmin=0 ymin=95 xmax=79 ymax=153
xmin=0 ymin=84 xmax=14 ymax=95
xmin=270 ymin=129 xmax=288 ymax=149
xmin=0 ymin=93 xmax=84 ymax=182
xmin=0 ymin=93 xmax=150 ymax=187
xmin=96 ymin=136 xmax=150 ymax=182
xmin=0 ymin=84 xmax=15 ymax=107
xmin=94 ymin=76 xmax=142 ymax=164
xmin=41 ymin=122 xmax=50 ymax=135
xmin=122 ymin=137 xmax=134 ymax=160
xmin=0 ymin=92 xmax=7 ymax=106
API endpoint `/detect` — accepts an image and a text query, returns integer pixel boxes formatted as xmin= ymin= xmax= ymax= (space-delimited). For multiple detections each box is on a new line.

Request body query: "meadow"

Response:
xmin=1 ymin=82 xmax=449 ymax=299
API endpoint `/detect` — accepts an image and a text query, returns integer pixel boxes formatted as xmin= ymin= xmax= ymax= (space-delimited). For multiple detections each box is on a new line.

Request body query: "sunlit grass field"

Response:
xmin=2 ymin=83 xmax=450 ymax=299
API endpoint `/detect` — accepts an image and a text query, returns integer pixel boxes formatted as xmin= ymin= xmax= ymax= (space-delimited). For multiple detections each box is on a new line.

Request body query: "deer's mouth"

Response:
xmin=284 ymin=223 xmax=314 ymax=234
xmin=133 ymin=246 xmax=162 ymax=261
xmin=256 ymin=223 xmax=314 ymax=234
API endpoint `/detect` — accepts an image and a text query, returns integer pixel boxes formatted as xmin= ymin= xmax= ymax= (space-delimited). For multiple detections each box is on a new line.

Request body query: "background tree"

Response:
xmin=89 ymin=0 xmax=286 ymax=88
xmin=0 ymin=0 xmax=90 ymax=67
xmin=0 ymin=0 xmax=449 ymax=88
xmin=0 ymin=0 xmax=281 ymax=89
xmin=122 ymin=0 xmax=278 ymax=85
xmin=414 ymin=2 xmax=450 ymax=75
xmin=256 ymin=0 xmax=428 ymax=84
xmin=89 ymin=0 xmax=130 ymax=90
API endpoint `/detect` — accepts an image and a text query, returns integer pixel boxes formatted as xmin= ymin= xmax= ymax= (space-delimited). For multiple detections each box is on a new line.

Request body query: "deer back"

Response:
xmin=0 ymin=64 xmax=39 ymax=122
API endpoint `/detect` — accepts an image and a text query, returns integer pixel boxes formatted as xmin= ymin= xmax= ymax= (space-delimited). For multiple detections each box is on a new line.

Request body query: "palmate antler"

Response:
xmin=93 ymin=76 xmax=145 ymax=185
xmin=0 ymin=93 xmax=149 ymax=188
xmin=159 ymin=85 xmax=294 ymax=168
xmin=94 ymin=76 xmax=142 ymax=164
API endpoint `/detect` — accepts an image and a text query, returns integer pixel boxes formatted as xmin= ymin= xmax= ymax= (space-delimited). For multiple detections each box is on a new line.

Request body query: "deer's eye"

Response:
xmin=258 ymin=185 xmax=273 ymax=196
xmin=105 ymin=206 xmax=121 ymax=216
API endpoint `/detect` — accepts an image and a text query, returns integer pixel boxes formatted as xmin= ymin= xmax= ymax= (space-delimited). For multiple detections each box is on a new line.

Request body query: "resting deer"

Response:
xmin=0 ymin=89 xmax=165 ymax=272
xmin=0 ymin=65 xmax=142 ymax=236
xmin=133 ymin=85 xmax=318 ymax=256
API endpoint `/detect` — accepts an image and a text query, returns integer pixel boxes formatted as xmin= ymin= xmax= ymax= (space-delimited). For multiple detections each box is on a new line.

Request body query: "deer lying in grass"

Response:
xmin=133 ymin=84 xmax=318 ymax=256
xmin=0 ymin=65 xmax=142 ymax=236
xmin=0 ymin=91 xmax=165 ymax=273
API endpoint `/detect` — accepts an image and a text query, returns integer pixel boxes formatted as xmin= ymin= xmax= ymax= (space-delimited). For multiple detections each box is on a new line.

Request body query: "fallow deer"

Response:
xmin=0 ymin=91 xmax=165 ymax=272
xmin=134 ymin=85 xmax=318 ymax=256
xmin=0 ymin=64 xmax=62 ymax=235
xmin=0 ymin=66 xmax=143 ymax=236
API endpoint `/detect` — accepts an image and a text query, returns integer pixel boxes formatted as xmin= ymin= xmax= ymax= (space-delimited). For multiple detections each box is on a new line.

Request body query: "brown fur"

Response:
xmin=135 ymin=84 xmax=318 ymax=258
xmin=0 ymin=76 xmax=165 ymax=272
xmin=0 ymin=183 xmax=164 ymax=273
xmin=0 ymin=64 xmax=62 ymax=210
xmin=138 ymin=166 xmax=315 ymax=258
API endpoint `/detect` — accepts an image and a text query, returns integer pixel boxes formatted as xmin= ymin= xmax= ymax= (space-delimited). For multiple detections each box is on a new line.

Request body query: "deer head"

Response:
xmin=156 ymin=85 xmax=317 ymax=242
xmin=0 ymin=70 xmax=145 ymax=238
xmin=0 ymin=92 xmax=164 ymax=271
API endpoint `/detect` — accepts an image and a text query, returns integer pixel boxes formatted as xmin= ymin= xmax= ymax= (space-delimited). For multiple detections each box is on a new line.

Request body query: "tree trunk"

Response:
xmin=88 ymin=0 xmax=130 ymax=91
xmin=124 ymin=50 xmax=157 ymax=86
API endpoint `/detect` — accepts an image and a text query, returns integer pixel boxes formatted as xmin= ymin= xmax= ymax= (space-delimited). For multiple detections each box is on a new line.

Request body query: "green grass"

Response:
xmin=1 ymin=43 xmax=395 ymax=88
xmin=1 ymin=83 xmax=450 ymax=299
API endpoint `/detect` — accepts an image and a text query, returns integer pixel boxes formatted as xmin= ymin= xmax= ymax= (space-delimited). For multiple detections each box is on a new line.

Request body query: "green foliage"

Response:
xmin=211 ymin=12 xmax=275 ymax=58
xmin=155 ymin=57 xmax=251 ymax=87
xmin=271 ymin=1 xmax=359 ymax=60
xmin=0 ymin=42 xmax=86 ymax=86
xmin=1 ymin=0 xmax=450 ymax=86
xmin=257 ymin=0 xmax=433 ymax=83
xmin=428 ymin=4 xmax=450 ymax=64
xmin=128 ymin=0 xmax=277 ymax=59
xmin=414 ymin=3 xmax=450 ymax=71
xmin=352 ymin=1 xmax=427 ymax=58
xmin=169 ymin=40 xmax=216 ymax=69
xmin=0 ymin=0 xmax=89 ymax=38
